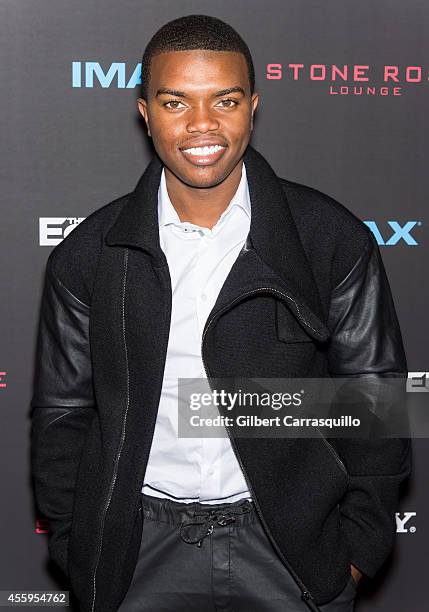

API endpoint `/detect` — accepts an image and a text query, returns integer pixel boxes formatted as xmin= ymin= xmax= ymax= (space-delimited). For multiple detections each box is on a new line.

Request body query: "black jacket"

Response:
xmin=30 ymin=144 xmax=411 ymax=611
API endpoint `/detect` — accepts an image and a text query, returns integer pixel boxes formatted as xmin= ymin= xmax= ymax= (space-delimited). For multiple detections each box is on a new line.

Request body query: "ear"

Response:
xmin=250 ymin=92 xmax=259 ymax=131
xmin=137 ymin=98 xmax=151 ymax=137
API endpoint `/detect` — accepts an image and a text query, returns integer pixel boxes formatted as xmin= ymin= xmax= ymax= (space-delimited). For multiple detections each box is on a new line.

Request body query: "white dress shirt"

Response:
xmin=142 ymin=162 xmax=252 ymax=504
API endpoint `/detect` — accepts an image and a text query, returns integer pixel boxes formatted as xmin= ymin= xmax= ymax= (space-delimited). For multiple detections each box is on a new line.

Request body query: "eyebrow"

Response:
xmin=155 ymin=86 xmax=246 ymax=98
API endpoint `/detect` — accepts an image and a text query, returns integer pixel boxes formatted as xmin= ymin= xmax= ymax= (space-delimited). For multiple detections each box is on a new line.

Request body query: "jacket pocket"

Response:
xmin=276 ymin=299 xmax=316 ymax=343
xmin=318 ymin=433 xmax=349 ymax=479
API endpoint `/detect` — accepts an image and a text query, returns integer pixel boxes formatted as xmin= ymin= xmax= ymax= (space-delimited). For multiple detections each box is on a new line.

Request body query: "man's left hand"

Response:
xmin=350 ymin=564 xmax=363 ymax=585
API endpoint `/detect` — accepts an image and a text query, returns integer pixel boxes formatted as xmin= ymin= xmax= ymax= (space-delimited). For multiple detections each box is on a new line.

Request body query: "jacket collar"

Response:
xmin=105 ymin=144 xmax=327 ymax=326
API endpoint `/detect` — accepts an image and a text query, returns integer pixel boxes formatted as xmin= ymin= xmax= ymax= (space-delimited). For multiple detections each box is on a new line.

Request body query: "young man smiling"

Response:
xmin=30 ymin=14 xmax=411 ymax=612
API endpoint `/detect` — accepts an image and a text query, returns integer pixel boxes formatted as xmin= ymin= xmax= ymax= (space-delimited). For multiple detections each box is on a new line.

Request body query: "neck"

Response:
xmin=164 ymin=160 xmax=243 ymax=230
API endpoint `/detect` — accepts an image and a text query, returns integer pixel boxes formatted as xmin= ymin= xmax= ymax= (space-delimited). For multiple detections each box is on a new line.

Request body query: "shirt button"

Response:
xmin=208 ymin=468 xmax=214 ymax=476
xmin=201 ymin=293 xmax=207 ymax=301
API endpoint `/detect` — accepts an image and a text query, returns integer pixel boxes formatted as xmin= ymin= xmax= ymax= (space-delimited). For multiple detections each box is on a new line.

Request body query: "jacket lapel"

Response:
xmin=244 ymin=145 xmax=325 ymax=318
xmin=105 ymin=153 xmax=165 ymax=264
xmin=206 ymin=145 xmax=330 ymax=340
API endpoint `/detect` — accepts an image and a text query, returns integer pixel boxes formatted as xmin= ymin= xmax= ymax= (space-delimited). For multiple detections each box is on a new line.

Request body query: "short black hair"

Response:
xmin=140 ymin=14 xmax=255 ymax=100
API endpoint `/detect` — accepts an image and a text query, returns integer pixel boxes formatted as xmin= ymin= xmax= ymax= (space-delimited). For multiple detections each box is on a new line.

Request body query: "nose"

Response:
xmin=186 ymin=103 xmax=220 ymax=133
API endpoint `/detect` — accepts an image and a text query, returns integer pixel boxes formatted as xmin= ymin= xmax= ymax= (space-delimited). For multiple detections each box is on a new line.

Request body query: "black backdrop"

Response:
xmin=1 ymin=2 xmax=427 ymax=610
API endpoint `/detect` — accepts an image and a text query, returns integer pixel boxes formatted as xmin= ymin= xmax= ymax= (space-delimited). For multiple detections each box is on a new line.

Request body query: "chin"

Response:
xmin=185 ymin=175 xmax=225 ymax=189
xmin=166 ymin=170 xmax=214 ymax=189
xmin=177 ymin=164 xmax=234 ymax=189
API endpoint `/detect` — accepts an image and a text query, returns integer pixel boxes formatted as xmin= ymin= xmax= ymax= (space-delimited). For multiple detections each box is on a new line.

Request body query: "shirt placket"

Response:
xmin=193 ymin=226 xmax=226 ymax=500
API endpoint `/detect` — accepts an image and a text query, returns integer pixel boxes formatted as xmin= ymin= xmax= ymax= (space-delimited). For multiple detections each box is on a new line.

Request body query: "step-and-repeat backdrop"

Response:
xmin=1 ymin=1 xmax=427 ymax=610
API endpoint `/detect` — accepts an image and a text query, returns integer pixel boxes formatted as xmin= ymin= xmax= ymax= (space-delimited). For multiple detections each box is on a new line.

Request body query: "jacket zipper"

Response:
xmin=90 ymin=248 xmax=131 ymax=612
xmin=91 ymin=252 xmax=172 ymax=612
xmin=201 ymin=287 xmax=322 ymax=612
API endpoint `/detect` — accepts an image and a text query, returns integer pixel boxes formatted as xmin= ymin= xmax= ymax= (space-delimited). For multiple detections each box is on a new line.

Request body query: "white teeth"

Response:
xmin=183 ymin=145 xmax=225 ymax=156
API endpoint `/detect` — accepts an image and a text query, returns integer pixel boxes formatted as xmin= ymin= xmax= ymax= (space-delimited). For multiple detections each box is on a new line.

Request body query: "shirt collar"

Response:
xmin=158 ymin=161 xmax=251 ymax=229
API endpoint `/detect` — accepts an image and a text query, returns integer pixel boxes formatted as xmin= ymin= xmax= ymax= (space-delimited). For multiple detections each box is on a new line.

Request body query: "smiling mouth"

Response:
xmin=180 ymin=144 xmax=227 ymax=166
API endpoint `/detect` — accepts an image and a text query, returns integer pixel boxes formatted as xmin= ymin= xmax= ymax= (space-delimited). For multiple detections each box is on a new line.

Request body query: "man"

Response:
xmin=30 ymin=14 xmax=411 ymax=612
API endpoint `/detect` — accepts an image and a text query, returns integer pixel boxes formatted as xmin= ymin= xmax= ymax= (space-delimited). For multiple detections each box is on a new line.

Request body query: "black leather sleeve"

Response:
xmin=30 ymin=256 xmax=96 ymax=578
xmin=326 ymin=231 xmax=411 ymax=579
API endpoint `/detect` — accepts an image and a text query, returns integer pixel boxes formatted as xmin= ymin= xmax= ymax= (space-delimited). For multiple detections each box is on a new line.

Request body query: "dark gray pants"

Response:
xmin=118 ymin=494 xmax=357 ymax=612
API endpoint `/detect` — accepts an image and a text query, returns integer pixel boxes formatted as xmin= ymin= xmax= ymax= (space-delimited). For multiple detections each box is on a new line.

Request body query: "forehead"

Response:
xmin=149 ymin=50 xmax=249 ymax=94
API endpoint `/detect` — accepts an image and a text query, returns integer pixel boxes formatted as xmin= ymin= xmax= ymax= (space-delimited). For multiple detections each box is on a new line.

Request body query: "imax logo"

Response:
xmin=407 ymin=372 xmax=429 ymax=392
xmin=395 ymin=512 xmax=417 ymax=533
xmin=72 ymin=62 xmax=141 ymax=88
xmin=364 ymin=220 xmax=422 ymax=245
xmin=39 ymin=217 xmax=85 ymax=246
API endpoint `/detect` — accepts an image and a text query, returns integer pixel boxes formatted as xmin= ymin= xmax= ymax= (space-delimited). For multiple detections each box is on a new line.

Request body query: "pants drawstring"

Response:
xmin=179 ymin=500 xmax=253 ymax=547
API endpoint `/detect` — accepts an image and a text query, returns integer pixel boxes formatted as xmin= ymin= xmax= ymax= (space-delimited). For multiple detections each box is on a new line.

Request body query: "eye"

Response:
xmin=163 ymin=100 xmax=186 ymax=110
xmin=216 ymin=98 xmax=239 ymax=108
